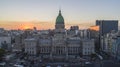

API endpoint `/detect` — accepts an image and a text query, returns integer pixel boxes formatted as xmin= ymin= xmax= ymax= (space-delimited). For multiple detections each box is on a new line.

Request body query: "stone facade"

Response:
xmin=23 ymin=10 xmax=95 ymax=60
xmin=24 ymin=38 xmax=38 ymax=55
xmin=82 ymin=39 xmax=95 ymax=55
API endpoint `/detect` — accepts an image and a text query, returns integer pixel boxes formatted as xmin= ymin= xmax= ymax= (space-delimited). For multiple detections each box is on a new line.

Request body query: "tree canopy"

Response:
xmin=0 ymin=48 xmax=5 ymax=61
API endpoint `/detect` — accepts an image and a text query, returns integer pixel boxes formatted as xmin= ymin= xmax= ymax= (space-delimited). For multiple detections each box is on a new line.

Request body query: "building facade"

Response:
xmin=0 ymin=35 xmax=11 ymax=50
xmin=24 ymin=10 xmax=95 ymax=60
xmin=24 ymin=38 xmax=38 ymax=55
xmin=96 ymin=20 xmax=118 ymax=36
xmin=82 ymin=39 xmax=95 ymax=55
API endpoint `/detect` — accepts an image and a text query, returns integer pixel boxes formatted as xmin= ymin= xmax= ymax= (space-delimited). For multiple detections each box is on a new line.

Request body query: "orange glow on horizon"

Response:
xmin=22 ymin=25 xmax=32 ymax=30
xmin=20 ymin=23 xmax=34 ymax=30
xmin=89 ymin=25 xmax=99 ymax=31
xmin=0 ymin=21 xmax=92 ymax=30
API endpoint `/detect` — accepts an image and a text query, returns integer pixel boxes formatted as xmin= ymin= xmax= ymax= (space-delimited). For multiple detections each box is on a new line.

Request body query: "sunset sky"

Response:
xmin=0 ymin=0 xmax=120 ymax=30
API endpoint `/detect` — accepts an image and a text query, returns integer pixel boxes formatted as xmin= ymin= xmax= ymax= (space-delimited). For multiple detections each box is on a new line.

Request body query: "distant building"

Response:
xmin=13 ymin=34 xmax=23 ymax=52
xmin=24 ymin=38 xmax=38 ymax=55
xmin=116 ymin=37 xmax=120 ymax=61
xmin=100 ymin=30 xmax=120 ymax=60
xmin=82 ymin=39 xmax=95 ymax=55
xmin=70 ymin=26 xmax=79 ymax=31
xmin=79 ymin=29 xmax=90 ymax=39
xmin=96 ymin=20 xmax=118 ymax=36
xmin=0 ymin=28 xmax=4 ymax=33
xmin=0 ymin=35 xmax=11 ymax=50
xmin=101 ymin=32 xmax=116 ymax=53
xmin=67 ymin=26 xmax=79 ymax=37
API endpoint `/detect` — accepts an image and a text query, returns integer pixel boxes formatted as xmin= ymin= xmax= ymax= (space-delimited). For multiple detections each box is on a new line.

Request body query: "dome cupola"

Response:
xmin=56 ymin=10 xmax=64 ymax=24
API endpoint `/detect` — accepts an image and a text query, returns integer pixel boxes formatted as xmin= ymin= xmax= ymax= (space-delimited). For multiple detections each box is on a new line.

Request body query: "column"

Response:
xmin=65 ymin=45 xmax=68 ymax=60
xmin=50 ymin=45 xmax=53 ymax=60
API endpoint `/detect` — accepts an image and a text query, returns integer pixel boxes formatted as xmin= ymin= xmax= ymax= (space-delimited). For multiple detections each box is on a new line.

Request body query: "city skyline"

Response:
xmin=0 ymin=0 xmax=120 ymax=30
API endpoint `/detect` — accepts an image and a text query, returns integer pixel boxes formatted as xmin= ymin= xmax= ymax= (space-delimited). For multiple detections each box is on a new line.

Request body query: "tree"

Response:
xmin=91 ymin=53 xmax=95 ymax=57
xmin=90 ymin=53 xmax=96 ymax=61
xmin=0 ymin=48 xmax=5 ymax=61
xmin=1 ymin=41 xmax=8 ymax=50
xmin=79 ymin=53 xmax=83 ymax=57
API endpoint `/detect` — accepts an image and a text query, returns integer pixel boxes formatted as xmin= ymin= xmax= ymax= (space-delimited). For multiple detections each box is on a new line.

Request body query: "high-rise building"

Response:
xmin=96 ymin=20 xmax=118 ymax=36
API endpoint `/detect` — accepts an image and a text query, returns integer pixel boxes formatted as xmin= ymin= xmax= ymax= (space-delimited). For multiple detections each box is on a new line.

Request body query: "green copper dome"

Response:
xmin=56 ymin=10 xmax=64 ymax=24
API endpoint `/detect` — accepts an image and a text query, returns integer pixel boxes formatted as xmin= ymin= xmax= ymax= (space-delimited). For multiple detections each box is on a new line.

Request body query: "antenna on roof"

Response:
xmin=59 ymin=6 xmax=61 ymax=12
